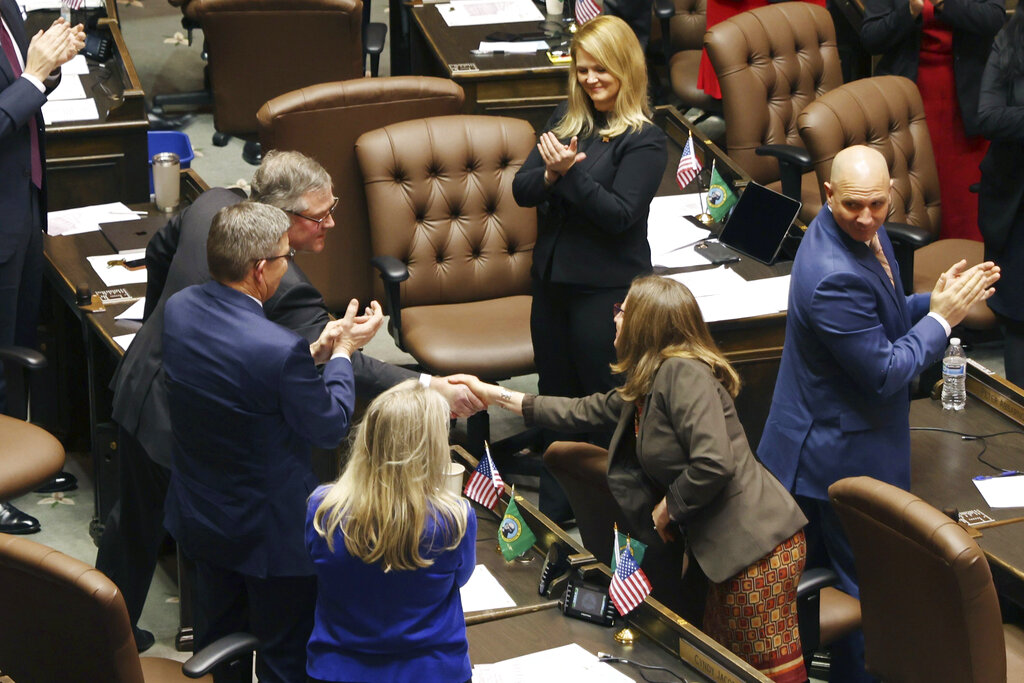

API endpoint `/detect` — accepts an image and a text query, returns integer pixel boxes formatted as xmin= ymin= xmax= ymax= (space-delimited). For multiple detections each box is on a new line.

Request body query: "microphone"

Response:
xmin=538 ymin=542 xmax=571 ymax=596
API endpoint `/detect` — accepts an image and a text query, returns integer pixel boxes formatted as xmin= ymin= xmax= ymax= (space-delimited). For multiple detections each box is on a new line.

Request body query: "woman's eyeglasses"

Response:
xmin=613 ymin=302 xmax=625 ymax=317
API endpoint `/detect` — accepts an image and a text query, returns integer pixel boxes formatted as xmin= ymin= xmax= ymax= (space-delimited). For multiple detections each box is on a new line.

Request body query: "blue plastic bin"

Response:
xmin=148 ymin=131 xmax=195 ymax=194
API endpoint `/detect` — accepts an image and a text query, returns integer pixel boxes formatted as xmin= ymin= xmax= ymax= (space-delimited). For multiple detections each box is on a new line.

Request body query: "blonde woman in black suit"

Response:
xmin=512 ymin=16 xmax=667 ymax=520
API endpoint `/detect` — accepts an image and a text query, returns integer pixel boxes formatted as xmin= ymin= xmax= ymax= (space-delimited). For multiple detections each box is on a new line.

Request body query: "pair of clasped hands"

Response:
xmin=24 ymin=18 xmax=86 ymax=83
xmin=539 ymin=132 xmax=587 ymax=187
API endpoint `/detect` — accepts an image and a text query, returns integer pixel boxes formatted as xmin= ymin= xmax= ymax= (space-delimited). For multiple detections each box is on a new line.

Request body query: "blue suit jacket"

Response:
xmin=758 ymin=206 xmax=947 ymax=500
xmin=0 ymin=0 xmax=47 ymax=242
xmin=162 ymin=281 xmax=355 ymax=577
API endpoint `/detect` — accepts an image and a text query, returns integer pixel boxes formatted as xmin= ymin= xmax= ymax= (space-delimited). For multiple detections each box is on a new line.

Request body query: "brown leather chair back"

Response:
xmin=666 ymin=0 xmax=719 ymax=113
xmin=669 ymin=0 xmax=706 ymax=52
xmin=798 ymin=75 xmax=942 ymax=238
xmin=356 ymin=115 xmax=536 ymax=308
xmin=703 ymin=3 xmax=840 ymax=217
xmin=194 ymin=0 xmax=364 ymax=137
xmin=829 ymin=476 xmax=1007 ymax=683
xmin=0 ymin=534 xmax=147 ymax=682
xmin=257 ymin=77 xmax=466 ymax=310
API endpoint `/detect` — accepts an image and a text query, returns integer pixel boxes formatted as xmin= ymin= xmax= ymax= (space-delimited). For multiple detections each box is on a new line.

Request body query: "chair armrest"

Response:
xmin=654 ymin=0 xmax=675 ymax=67
xmin=756 ymin=144 xmax=812 ymax=202
xmin=181 ymin=632 xmax=259 ymax=678
xmin=365 ymin=22 xmax=387 ymax=55
xmin=654 ymin=0 xmax=675 ymax=20
xmin=796 ymin=567 xmax=838 ymax=598
xmin=371 ymin=255 xmax=409 ymax=349
xmin=0 ymin=346 xmax=46 ymax=371
xmin=885 ymin=221 xmax=933 ymax=251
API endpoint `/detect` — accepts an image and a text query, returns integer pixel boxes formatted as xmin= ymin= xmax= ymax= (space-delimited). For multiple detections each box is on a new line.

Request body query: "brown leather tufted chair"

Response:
xmin=356 ymin=115 xmax=537 ymax=450
xmin=257 ymin=77 xmax=466 ymax=311
xmin=703 ymin=3 xmax=842 ymax=224
xmin=0 ymin=534 xmax=259 ymax=681
xmin=830 ymin=476 xmax=1024 ymax=683
xmin=656 ymin=0 xmax=721 ymax=115
xmin=193 ymin=0 xmax=365 ymax=164
xmin=797 ymin=75 xmax=994 ymax=327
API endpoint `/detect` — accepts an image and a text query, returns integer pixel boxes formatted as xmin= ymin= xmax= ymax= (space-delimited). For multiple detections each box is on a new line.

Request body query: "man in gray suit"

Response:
xmin=95 ymin=151 xmax=484 ymax=651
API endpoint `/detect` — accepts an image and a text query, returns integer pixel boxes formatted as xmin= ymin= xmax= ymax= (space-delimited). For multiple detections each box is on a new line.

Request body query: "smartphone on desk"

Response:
xmin=695 ymin=239 xmax=741 ymax=266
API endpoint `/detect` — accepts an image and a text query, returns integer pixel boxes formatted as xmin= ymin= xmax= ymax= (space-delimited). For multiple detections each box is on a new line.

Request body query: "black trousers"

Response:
xmin=530 ymin=279 xmax=626 ymax=519
xmin=0 ymin=185 xmax=42 ymax=415
xmin=193 ymin=559 xmax=316 ymax=683
xmin=94 ymin=427 xmax=170 ymax=632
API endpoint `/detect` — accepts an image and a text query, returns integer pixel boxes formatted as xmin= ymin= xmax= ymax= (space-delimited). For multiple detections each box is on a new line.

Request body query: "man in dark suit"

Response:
xmin=163 ymin=201 xmax=379 ymax=682
xmin=758 ymin=145 xmax=998 ymax=682
xmin=0 ymin=7 xmax=83 ymax=534
xmin=94 ymin=150 xmax=484 ymax=651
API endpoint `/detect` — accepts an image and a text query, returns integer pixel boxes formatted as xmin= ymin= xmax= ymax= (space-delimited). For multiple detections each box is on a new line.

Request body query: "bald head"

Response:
xmin=825 ymin=145 xmax=892 ymax=243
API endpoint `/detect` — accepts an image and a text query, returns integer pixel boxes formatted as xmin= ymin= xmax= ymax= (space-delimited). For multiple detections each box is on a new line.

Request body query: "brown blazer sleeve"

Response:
xmin=525 ymin=390 xmax=624 ymax=433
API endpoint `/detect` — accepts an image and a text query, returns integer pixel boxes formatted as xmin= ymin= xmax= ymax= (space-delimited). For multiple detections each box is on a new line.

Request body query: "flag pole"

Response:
xmin=697 ymin=159 xmax=713 ymax=226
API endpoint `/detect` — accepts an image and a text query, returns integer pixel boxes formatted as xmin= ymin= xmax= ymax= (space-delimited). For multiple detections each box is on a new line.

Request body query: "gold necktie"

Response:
xmin=869 ymin=234 xmax=895 ymax=288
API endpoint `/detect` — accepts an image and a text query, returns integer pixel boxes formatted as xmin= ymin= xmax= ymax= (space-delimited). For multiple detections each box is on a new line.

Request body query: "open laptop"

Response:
xmin=699 ymin=182 xmax=802 ymax=266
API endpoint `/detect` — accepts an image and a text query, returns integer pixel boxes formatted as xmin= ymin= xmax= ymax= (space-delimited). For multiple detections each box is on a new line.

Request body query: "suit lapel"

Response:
xmin=0 ymin=0 xmax=21 ymax=83
xmin=824 ymin=209 xmax=902 ymax=310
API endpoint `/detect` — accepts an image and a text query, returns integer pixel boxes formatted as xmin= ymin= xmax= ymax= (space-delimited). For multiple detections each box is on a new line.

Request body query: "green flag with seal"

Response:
xmin=498 ymin=495 xmax=536 ymax=561
xmin=707 ymin=162 xmax=738 ymax=223
xmin=610 ymin=527 xmax=647 ymax=572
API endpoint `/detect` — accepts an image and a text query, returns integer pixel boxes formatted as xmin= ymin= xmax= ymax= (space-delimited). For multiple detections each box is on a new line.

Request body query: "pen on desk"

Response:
xmin=973 ymin=470 xmax=1023 ymax=480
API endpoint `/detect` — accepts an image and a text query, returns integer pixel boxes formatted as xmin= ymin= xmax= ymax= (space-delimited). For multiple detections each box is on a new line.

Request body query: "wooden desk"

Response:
xmin=27 ymin=6 xmax=149 ymax=211
xmin=42 ymin=170 xmax=209 ymax=538
xmin=910 ymin=365 xmax=1024 ymax=607
xmin=410 ymin=4 xmax=570 ymax=129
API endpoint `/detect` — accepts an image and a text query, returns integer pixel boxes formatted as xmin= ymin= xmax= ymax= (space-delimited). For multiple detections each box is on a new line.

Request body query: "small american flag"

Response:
xmin=676 ymin=133 xmax=702 ymax=190
xmin=63 ymin=0 xmax=85 ymax=10
xmin=608 ymin=546 xmax=652 ymax=615
xmin=575 ymin=0 xmax=601 ymax=25
xmin=463 ymin=447 xmax=504 ymax=510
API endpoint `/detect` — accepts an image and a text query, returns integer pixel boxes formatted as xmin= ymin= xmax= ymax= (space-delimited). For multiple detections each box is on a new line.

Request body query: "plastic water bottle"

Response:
xmin=941 ymin=338 xmax=967 ymax=411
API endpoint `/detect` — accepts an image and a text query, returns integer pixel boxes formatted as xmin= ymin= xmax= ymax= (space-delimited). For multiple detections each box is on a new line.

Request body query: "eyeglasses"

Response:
xmin=613 ymin=302 xmax=625 ymax=317
xmin=261 ymin=247 xmax=296 ymax=263
xmin=284 ymin=197 xmax=339 ymax=227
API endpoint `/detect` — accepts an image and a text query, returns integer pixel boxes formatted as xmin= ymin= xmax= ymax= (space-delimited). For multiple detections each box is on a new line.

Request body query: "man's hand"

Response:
xmin=909 ymin=0 xmax=924 ymax=16
xmin=24 ymin=19 xmax=84 ymax=82
xmin=327 ymin=299 xmax=384 ymax=357
xmin=429 ymin=375 xmax=487 ymax=418
xmin=930 ymin=260 xmax=1000 ymax=328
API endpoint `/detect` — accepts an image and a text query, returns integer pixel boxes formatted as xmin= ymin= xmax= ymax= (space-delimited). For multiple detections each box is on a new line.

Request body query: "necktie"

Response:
xmin=869 ymin=233 xmax=895 ymax=289
xmin=1 ymin=20 xmax=43 ymax=189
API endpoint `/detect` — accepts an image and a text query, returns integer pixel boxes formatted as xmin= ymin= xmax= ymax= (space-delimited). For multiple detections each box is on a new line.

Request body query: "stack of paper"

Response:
xmin=438 ymin=0 xmax=544 ymax=27
xmin=48 ymin=202 xmax=141 ymax=236
xmin=40 ymin=54 xmax=100 ymax=124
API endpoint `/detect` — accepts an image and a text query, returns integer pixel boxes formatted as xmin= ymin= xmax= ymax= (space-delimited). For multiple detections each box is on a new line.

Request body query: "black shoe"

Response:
xmin=34 ymin=471 xmax=78 ymax=494
xmin=134 ymin=628 xmax=155 ymax=653
xmin=0 ymin=502 xmax=40 ymax=535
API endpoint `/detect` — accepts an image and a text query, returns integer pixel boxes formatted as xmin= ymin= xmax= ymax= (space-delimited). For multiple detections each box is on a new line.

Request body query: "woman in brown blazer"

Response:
xmin=454 ymin=275 xmax=808 ymax=683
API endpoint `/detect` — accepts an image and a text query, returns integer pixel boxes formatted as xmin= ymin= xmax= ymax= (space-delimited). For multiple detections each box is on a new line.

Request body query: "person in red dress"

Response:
xmin=861 ymin=0 xmax=1004 ymax=242
xmin=697 ymin=0 xmax=827 ymax=99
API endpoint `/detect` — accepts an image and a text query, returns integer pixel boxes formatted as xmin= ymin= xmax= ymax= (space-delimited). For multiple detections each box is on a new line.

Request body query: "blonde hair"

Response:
xmin=612 ymin=276 xmax=741 ymax=400
xmin=552 ymin=15 xmax=653 ymax=140
xmin=312 ymin=380 xmax=468 ymax=571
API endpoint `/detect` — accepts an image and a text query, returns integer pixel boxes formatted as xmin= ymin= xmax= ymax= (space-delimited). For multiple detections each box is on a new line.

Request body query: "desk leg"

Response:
xmin=83 ymin=324 xmax=120 ymax=543
xmin=389 ymin=0 xmax=411 ymax=75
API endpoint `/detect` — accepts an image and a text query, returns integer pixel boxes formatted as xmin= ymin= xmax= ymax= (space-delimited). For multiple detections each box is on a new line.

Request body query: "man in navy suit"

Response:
xmin=758 ymin=145 xmax=999 ymax=682
xmin=162 ymin=201 xmax=383 ymax=682
xmin=0 ymin=6 xmax=82 ymax=533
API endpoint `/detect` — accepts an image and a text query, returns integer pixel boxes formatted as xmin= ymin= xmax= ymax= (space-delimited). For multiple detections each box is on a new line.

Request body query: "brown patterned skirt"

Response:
xmin=702 ymin=530 xmax=807 ymax=683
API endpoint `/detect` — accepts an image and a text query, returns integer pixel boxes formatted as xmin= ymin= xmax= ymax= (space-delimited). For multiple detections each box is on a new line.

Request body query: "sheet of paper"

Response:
xmin=61 ymin=54 xmax=90 ymax=76
xmin=22 ymin=0 xmax=104 ymax=9
xmin=472 ymin=644 xmax=633 ymax=683
xmin=47 ymin=74 xmax=86 ymax=101
xmin=87 ymin=253 xmax=148 ymax=287
xmin=694 ymin=275 xmax=790 ymax=323
xmin=666 ymin=265 xmax=746 ymax=298
xmin=647 ymin=194 xmax=711 ymax=267
xmin=438 ymin=0 xmax=544 ymax=27
xmin=973 ymin=474 xmax=1024 ymax=509
xmin=41 ymin=97 xmax=99 ymax=125
xmin=476 ymin=40 xmax=549 ymax=54
xmin=115 ymin=298 xmax=147 ymax=321
xmin=460 ymin=564 xmax=516 ymax=614
xmin=112 ymin=333 xmax=136 ymax=352
xmin=48 ymin=203 xmax=140 ymax=236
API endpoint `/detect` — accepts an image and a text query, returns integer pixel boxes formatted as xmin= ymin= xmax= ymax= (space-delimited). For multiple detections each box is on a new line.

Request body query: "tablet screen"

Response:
xmin=717 ymin=182 xmax=802 ymax=265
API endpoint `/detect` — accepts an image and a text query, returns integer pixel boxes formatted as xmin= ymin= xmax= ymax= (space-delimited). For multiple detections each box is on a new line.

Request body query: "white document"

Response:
xmin=115 ymin=298 xmax=147 ymax=321
xmin=472 ymin=643 xmax=634 ymax=683
xmin=112 ymin=333 xmax=136 ymax=352
xmin=41 ymin=97 xmax=99 ymax=125
xmin=460 ymin=564 xmax=516 ymax=614
xmin=61 ymin=54 xmax=90 ymax=76
xmin=647 ymin=194 xmax=712 ymax=268
xmin=438 ymin=0 xmax=544 ymax=27
xmin=694 ymin=275 xmax=790 ymax=323
xmin=973 ymin=474 xmax=1024 ymax=509
xmin=87 ymin=251 xmax=148 ymax=287
xmin=48 ymin=202 xmax=140 ymax=236
xmin=666 ymin=265 xmax=746 ymax=299
xmin=476 ymin=40 xmax=549 ymax=54
xmin=21 ymin=0 xmax=104 ymax=9
xmin=47 ymin=74 xmax=86 ymax=101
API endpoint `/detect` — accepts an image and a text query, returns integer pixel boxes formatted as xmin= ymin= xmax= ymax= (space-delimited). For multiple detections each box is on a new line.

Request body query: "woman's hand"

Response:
xmin=538 ymin=132 xmax=587 ymax=183
xmin=909 ymin=0 xmax=924 ymax=17
xmin=652 ymin=497 xmax=676 ymax=543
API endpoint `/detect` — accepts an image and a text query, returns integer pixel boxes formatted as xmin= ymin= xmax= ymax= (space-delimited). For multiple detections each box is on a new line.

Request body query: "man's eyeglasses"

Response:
xmin=284 ymin=197 xmax=339 ymax=227
xmin=261 ymin=248 xmax=296 ymax=263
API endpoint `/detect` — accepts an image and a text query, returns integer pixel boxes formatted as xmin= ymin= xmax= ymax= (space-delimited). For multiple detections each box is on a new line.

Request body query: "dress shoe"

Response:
xmin=134 ymin=628 xmax=155 ymax=653
xmin=0 ymin=502 xmax=40 ymax=535
xmin=34 ymin=470 xmax=78 ymax=494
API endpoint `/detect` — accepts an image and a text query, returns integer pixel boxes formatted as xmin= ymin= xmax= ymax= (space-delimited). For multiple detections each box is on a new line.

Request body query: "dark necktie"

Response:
xmin=1 ymin=20 xmax=43 ymax=189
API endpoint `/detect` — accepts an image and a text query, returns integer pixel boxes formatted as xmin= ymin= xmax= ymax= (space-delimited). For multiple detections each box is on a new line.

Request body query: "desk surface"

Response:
xmin=910 ymin=366 xmax=1024 ymax=606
